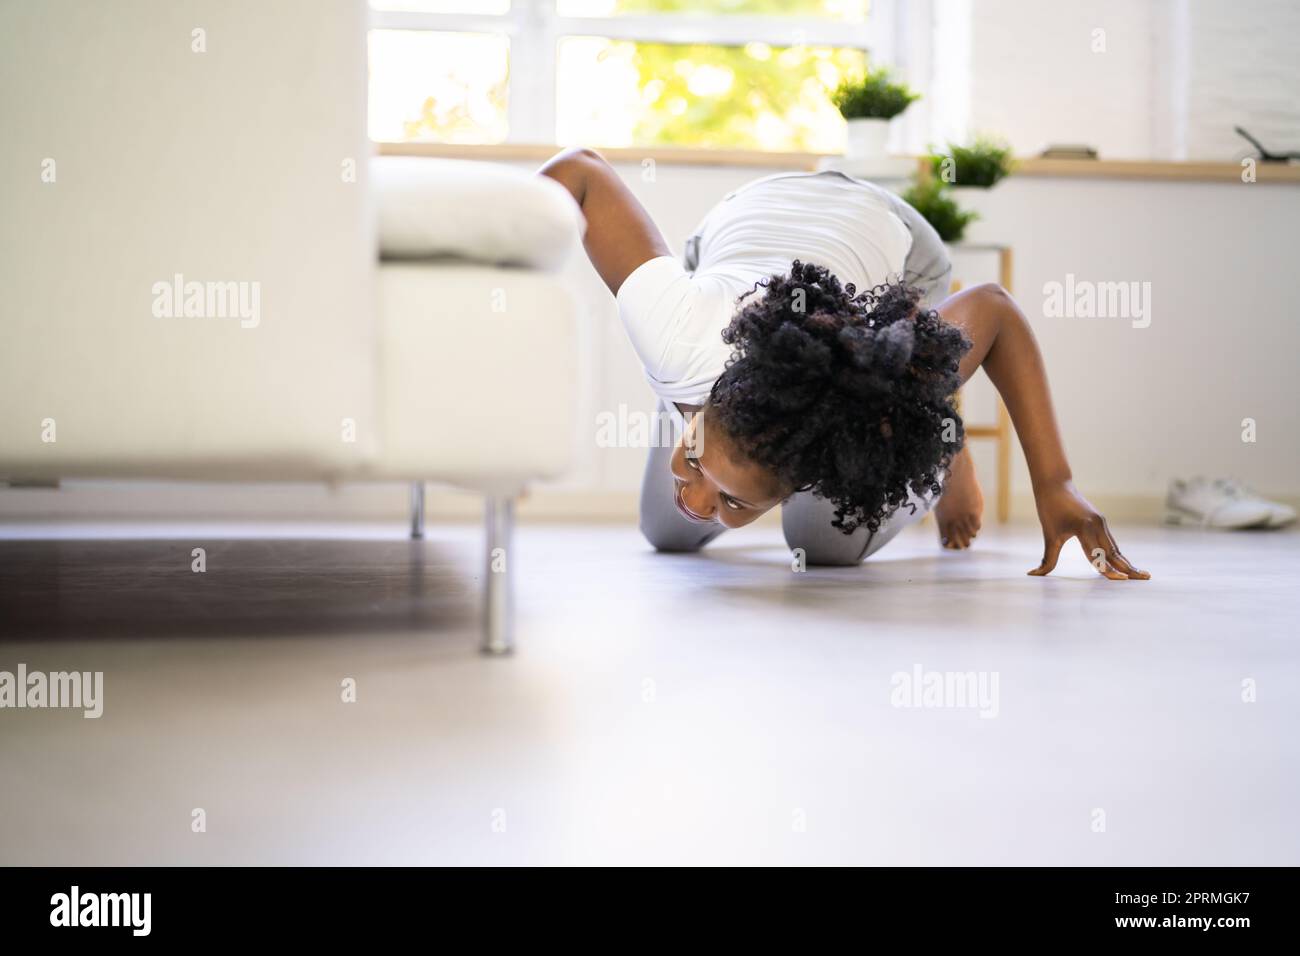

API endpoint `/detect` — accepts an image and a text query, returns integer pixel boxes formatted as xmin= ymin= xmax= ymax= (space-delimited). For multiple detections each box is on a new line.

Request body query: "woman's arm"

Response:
xmin=938 ymin=284 xmax=1149 ymax=580
xmin=539 ymin=148 xmax=671 ymax=295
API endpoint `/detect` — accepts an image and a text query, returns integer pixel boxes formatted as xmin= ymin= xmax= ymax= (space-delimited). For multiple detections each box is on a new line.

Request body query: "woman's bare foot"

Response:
xmin=934 ymin=447 xmax=984 ymax=549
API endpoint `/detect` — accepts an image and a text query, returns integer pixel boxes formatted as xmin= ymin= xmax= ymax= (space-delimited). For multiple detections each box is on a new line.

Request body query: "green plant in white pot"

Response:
xmin=929 ymin=136 xmax=1015 ymax=189
xmin=831 ymin=67 xmax=919 ymax=160
xmin=927 ymin=136 xmax=1014 ymax=241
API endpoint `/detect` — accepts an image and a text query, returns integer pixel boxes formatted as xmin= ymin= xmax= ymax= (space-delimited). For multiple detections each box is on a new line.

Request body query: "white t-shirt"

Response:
xmin=615 ymin=171 xmax=912 ymax=409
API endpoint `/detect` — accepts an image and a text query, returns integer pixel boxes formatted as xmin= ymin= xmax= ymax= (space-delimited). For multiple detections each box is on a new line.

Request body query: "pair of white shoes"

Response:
xmin=1166 ymin=477 xmax=1296 ymax=530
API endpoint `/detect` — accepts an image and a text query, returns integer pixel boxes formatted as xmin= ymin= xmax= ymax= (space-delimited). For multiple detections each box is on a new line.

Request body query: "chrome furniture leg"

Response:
xmin=482 ymin=496 xmax=515 ymax=655
xmin=409 ymin=481 xmax=425 ymax=540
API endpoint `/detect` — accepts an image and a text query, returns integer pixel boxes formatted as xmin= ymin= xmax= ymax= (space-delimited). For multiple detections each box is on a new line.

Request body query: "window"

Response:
xmin=367 ymin=0 xmax=894 ymax=152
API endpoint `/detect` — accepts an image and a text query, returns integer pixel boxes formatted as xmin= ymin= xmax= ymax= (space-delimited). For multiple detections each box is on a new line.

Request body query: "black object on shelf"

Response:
xmin=1235 ymin=126 xmax=1300 ymax=163
xmin=1039 ymin=145 xmax=1099 ymax=160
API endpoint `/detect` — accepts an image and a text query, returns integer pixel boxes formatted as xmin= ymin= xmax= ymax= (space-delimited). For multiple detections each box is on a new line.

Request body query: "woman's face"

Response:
xmin=668 ymin=409 xmax=786 ymax=529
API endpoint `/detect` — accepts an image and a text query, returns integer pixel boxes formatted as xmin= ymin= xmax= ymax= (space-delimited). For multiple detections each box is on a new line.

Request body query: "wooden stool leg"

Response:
xmin=997 ymin=248 xmax=1015 ymax=522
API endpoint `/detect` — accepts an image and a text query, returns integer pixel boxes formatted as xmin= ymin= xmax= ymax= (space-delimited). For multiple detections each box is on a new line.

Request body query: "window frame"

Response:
xmin=368 ymin=0 xmax=909 ymax=151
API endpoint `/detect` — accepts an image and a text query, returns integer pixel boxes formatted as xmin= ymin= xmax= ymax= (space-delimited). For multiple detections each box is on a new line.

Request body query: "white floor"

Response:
xmin=0 ymin=517 xmax=1297 ymax=865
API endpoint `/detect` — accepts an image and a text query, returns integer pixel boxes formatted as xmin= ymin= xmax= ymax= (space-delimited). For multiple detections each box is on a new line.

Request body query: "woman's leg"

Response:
xmin=890 ymin=188 xmax=984 ymax=548
xmin=638 ymin=402 xmax=728 ymax=553
xmin=782 ymin=488 xmax=932 ymax=566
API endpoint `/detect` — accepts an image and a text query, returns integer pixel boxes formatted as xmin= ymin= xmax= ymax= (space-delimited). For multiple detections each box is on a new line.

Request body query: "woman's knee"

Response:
xmin=787 ymin=537 xmax=869 ymax=567
xmin=783 ymin=522 xmax=871 ymax=566
xmin=638 ymin=518 xmax=720 ymax=553
xmin=781 ymin=495 xmax=871 ymax=566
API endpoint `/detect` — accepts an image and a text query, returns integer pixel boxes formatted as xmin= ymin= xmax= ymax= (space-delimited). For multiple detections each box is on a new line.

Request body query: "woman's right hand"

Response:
xmin=1029 ymin=480 xmax=1150 ymax=580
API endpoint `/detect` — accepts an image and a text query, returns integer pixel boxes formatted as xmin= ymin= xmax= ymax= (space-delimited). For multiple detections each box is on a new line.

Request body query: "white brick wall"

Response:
xmin=1184 ymin=0 xmax=1300 ymax=160
xmin=944 ymin=0 xmax=1300 ymax=161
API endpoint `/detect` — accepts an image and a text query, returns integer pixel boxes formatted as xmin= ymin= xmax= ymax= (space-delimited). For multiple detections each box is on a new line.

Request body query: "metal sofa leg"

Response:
xmin=482 ymin=495 xmax=515 ymax=656
xmin=409 ymin=481 xmax=425 ymax=540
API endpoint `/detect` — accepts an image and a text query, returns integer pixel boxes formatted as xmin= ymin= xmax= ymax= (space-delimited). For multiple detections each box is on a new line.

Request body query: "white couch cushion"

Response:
xmin=368 ymin=262 xmax=578 ymax=490
xmin=374 ymin=156 xmax=584 ymax=271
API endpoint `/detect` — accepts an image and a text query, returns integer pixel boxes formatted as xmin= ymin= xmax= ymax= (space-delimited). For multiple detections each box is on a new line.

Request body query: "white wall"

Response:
xmin=961 ymin=175 xmax=1300 ymax=500
xmin=963 ymin=0 xmax=1162 ymax=157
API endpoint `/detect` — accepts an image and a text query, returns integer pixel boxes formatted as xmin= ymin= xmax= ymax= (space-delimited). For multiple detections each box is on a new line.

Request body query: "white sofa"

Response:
xmin=0 ymin=0 xmax=583 ymax=652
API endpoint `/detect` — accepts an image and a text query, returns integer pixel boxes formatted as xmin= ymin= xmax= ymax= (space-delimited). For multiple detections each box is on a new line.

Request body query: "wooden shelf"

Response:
xmin=377 ymin=142 xmax=1300 ymax=182
xmin=1011 ymin=157 xmax=1300 ymax=184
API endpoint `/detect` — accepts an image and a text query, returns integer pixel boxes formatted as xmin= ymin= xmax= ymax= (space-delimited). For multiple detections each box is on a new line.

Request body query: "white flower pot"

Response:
xmin=947 ymin=185 xmax=997 ymax=244
xmin=844 ymin=117 xmax=891 ymax=160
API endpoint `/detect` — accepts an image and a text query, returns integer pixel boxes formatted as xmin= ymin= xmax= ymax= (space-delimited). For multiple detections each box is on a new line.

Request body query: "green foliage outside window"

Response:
xmin=622 ymin=41 xmax=866 ymax=151
xmin=572 ymin=0 xmax=865 ymax=18
xmin=385 ymin=1 xmax=873 ymax=149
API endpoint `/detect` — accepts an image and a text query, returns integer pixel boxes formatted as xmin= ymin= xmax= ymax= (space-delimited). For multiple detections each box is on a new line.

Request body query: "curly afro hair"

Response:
xmin=707 ymin=260 xmax=970 ymax=534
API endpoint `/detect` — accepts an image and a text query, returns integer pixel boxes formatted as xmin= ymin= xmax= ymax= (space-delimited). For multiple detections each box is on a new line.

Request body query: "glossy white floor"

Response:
xmin=1 ymin=517 xmax=1296 ymax=865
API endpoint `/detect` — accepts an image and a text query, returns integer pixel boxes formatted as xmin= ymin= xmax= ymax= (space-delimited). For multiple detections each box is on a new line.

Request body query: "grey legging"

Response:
xmin=639 ymin=181 xmax=952 ymax=566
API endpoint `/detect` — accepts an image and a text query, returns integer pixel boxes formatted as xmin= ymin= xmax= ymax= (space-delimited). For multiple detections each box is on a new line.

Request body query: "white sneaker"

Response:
xmin=1165 ymin=477 xmax=1273 ymax=529
xmin=1211 ymin=478 xmax=1297 ymax=529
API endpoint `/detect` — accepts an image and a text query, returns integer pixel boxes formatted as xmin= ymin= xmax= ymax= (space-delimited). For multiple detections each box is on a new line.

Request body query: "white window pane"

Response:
xmin=556 ymin=37 xmax=865 ymax=151
xmin=557 ymin=0 xmax=866 ymax=21
xmin=368 ymin=30 xmax=509 ymax=143
xmin=370 ymin=1 xmax=510 ymax=14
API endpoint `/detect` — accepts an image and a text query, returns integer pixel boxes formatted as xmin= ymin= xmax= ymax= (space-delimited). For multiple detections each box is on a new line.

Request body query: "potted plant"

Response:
xmin=928 ymin=136 xmax=1015 ymax=189
xmin=901 ymin=176 xmax=977 ymax=244
xmin=831 ymin=67 xmax=920 ymax=160
xmin=927 ymin=136 xmax=1014 ymax=241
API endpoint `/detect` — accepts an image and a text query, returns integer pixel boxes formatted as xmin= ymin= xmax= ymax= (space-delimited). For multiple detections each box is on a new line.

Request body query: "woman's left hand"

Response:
xmin=1029 ymin=480 xmax=1150 ymax=579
